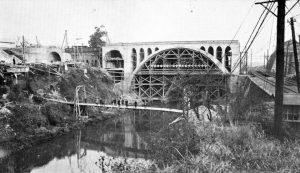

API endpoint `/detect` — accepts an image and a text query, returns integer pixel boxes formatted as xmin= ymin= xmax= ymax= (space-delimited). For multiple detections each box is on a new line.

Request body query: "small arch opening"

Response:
xmin=208 ymin=47 xmax=214 ymax=56
xmin=140 ymin=48 xmax=145 ymax=62
xmin=200 ymin=46 xmax=206 ymax=52
xmin=216 ymin=46 xmax=222 ymax=62
xmin=155 ymin=47 xmax=159 ymax=51
xmin=147 ymin=48 xmax=152 ymax=56
xmin=49 ymin=52 xmax=61 ymax=63
xmin=132 ymin=48 xmax=137 ymax=71
xmin=225 ymin=46 xmax=232 ymax=72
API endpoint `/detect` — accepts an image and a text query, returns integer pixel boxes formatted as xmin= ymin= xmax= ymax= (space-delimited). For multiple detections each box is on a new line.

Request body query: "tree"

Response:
xmin=88 ymin=27 xmax=106 ymax=48
xmin=167 ymin=74 xmax=223 ymax=121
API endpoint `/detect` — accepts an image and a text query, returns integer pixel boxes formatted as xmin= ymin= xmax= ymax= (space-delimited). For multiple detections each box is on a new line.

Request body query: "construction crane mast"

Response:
xmin=61 ymin=30 xmax=69 ymax=49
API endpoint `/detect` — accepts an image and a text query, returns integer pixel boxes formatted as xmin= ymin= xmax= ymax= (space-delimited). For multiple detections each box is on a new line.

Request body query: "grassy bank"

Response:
xmin=144 ymin=120 xmax=299 ymax=172
xmin=0 ymin=66 xmax=117 ymax=153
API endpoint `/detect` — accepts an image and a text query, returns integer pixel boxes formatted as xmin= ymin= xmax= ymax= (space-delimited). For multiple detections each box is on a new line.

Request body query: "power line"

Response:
xmin=268 ymin=12 xmax=275 ymax=51
xmin=232 ymin=2 xmax=275 ymax=72
xmin=234 ymin=3 xmax=274 ymax=70
xmin=232 ymin=2 xmax=272 ymax=71
xmin=227 ymin=3 xmax=255 ymax=47
xmin=240 ymin=4 xmax=269 ymax=55
xmin=285 ymin=0 xmax=300 ymax=15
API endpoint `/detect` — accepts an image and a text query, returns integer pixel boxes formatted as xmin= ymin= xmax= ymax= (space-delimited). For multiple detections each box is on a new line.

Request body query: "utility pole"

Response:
xmin=251 ymin=49 xmax=253 ymax=68
xmin=245 ymin=51 xmax=248 ymax=74
xmin=267 ymin=49 xmax=269 ymax=67
xmin=289 ymin=17 xmax=300 ymax=92
xmin=274 ymin=0 xmax=286 ymax=138
xmin=239 ymin=52 xmax=242 ymax=74
xmin=255 ymin=0 xmax=299 ymax=137
xmin=35 ymin=36 xmax=40 ymax=48
xmin=264 ymin=52 xmax=266 ymax=68
xmin=22 ymin=36 xmax=25 ymax=64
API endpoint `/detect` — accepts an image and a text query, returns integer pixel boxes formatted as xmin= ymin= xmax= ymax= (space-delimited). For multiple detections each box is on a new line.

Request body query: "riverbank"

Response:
xmin=144 ymin=118 xmax=300 ymax=172
xmin=0 ymin=102 xmax=119 ymax=156
xmin=0 ymin=66 xmax=118 ymax=157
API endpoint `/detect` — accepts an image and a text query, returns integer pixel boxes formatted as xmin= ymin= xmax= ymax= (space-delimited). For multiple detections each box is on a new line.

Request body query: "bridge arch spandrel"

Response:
xmin=128 ymin=47 xmax=229 ymax=101
xmin=131 ymin=47 xmax=228 ymax=78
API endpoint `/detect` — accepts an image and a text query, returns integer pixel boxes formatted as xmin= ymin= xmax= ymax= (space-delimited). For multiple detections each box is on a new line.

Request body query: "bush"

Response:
xmin=8 ymin=104 xmax=48 ymax=133
xmin=41 ymin=102 xmax=73 ymax=126
xmin=155 ymin=122 xmax=300 ymax=172
xmin=57 ymin=68 xmax=115 ymax=102
xmin=7 ymin=84 xmax=24 ymax=102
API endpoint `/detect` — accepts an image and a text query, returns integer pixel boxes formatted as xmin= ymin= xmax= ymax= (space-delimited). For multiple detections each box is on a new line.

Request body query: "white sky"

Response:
xmin=1 ymin=0 xmax=300 ymax=65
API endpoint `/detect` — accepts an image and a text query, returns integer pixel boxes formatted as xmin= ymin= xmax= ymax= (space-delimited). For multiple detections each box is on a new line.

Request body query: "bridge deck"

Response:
xmin=248 ymin=76 xmax=276 ymax=96
xmin=46 ymin=99 xmax=182 ymax=113
xmin=249 ymin=76 xmax=298 ymax=96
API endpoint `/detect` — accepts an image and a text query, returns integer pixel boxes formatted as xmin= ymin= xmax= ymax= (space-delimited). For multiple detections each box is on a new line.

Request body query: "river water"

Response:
xmin=0 ymin=109 xmax=180 ymax=173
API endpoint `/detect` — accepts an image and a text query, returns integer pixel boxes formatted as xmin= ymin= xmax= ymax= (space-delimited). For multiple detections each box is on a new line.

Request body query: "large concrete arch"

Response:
xmin=130 ymin=47 xmax=228 ymax=101
xmin=132 ymin=47 xmax=228 ymax=78
xmin=102 ymin=40 xmax=240 ymax=97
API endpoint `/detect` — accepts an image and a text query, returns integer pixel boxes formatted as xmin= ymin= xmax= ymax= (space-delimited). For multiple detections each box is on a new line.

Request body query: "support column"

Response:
xmin=222 ymin=46 xmax=226 ymax=72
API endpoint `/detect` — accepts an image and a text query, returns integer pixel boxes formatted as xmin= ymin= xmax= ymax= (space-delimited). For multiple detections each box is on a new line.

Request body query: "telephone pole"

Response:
xmin=289 ymin=17 xmax=300 ymax=92
xmin=274 ymin=0 xmax=286 ymax=138
xmin=22 ymin=36 xmax=25 ymax=64
xmin=255 ymin=0 xmax=300 ymax=138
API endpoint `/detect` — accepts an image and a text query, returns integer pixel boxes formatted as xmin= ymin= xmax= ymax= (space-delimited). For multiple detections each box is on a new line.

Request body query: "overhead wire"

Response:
xmin=240 ymin=5 xmax=268 ymax=56
xmin=227 ymin=3 xmax=255 ymax=47
xmin=268 ymin=13 xmax=275 ymax=52
xmin=240 ymin=2 xmax=273 ymax=56
xmin=232 ymin=1 xmax=275 ymax=72
xmin=232 ymin=3 xmax=270 ymax=71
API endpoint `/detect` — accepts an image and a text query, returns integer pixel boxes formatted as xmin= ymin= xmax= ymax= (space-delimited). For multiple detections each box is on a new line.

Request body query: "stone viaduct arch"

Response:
xmin=102 ymin=41 xmax=240 ymax=99
xmin=22 ymin=47 xmax=72 ymax=64
xmin=131 ymin=47 xmax=228 ymax=101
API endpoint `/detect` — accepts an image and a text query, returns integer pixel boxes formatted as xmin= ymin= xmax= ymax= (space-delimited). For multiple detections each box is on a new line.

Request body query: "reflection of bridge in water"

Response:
xmin=81 ymin=110 xmax=179 ymax=159
xmin=0 ymin=110 xmax=178 ymax=172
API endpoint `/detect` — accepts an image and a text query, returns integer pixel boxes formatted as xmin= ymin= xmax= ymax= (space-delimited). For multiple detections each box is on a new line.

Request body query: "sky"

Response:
xmin=1 ymin=0 xmax=300 ymax=66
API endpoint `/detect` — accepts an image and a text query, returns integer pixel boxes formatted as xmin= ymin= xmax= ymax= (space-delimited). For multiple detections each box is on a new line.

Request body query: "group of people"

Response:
xmin=111 ymin=99 xmax=139 ymax=108
xmin=96 ymin=97 xmax=149 ymax=108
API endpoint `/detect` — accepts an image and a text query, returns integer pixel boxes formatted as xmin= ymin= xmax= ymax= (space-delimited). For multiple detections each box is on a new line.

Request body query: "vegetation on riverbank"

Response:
xmin=143 ymin=75 xmax=300 ymax=172
xmin=0 ymin=66 xmax=117 ymax=152
xmin=151 ymin=78 xmax=299 ymax=172
xmin=148 ymin=121 xmax=300 ymax=172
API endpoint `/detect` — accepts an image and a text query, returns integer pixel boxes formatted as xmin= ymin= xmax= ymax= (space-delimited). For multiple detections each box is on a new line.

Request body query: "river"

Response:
xmin=0 ymin=109 xmax=180 ymax=172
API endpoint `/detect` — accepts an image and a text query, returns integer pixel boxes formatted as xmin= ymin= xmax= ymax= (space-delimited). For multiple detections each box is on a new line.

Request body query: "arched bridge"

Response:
xmin=24 ymin=47 xmax=72 ymax=64
xmin=102 ymin=41 xmax=240 ymax=101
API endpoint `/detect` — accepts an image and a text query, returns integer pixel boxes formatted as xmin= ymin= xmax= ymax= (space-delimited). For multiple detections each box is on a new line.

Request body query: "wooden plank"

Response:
xmin=7 ymin=66 xmax=29 ymax=73
xmin=46 ymin=98 xmax=182 ymax=113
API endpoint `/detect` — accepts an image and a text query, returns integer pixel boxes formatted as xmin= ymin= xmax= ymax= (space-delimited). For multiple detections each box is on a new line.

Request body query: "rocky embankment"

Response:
xmin=0 ymin=65 xmax=117 ymax=154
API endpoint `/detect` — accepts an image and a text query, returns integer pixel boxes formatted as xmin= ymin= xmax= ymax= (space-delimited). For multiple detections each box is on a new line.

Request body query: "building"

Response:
xmin=266 ymin=40 xmax=300 ymax=76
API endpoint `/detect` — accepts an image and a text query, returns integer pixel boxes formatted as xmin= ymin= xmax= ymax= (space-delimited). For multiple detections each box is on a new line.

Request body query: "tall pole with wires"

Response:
xmin=289 ymin=17 xmax=300 ymax=92
xmin=274 ymin=0 xmax=286 ymax=138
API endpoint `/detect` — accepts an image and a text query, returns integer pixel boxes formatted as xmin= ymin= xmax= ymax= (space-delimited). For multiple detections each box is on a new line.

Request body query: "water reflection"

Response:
xmin=0 ymin=110 xmax=179 ymax=173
